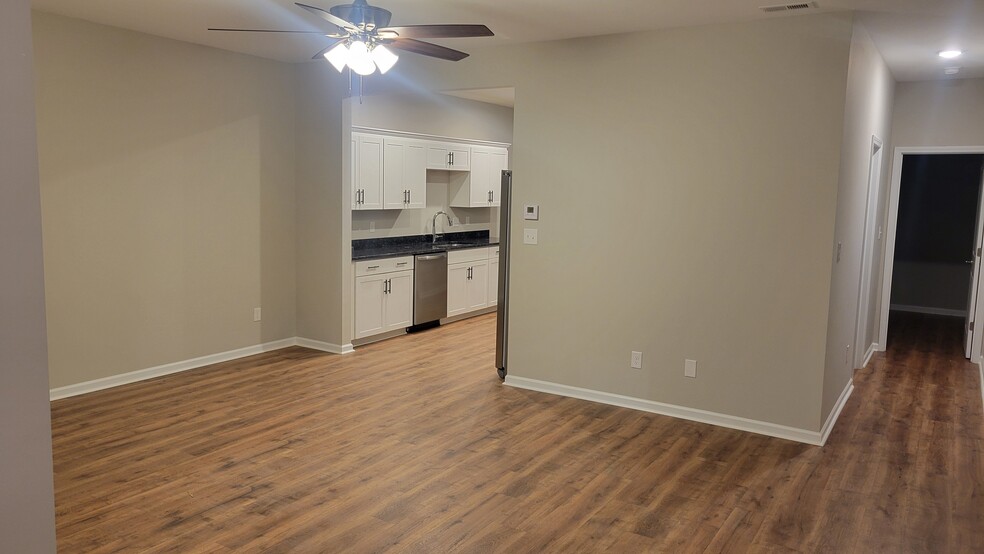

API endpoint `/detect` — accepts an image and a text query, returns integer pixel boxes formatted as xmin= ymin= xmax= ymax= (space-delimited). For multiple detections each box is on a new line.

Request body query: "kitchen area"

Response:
xmin=347 ymin=91 xmax=513 ymax=350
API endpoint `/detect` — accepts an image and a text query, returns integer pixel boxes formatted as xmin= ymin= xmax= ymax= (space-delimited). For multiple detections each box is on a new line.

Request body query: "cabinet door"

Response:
xmin=383 ymin=271 xmax=413 ymax=331
xmin=488 ymin=149 xmax=508 ymax=207
xmin=350 ymin=135 xmax=359 ymax=209
xmin=487 ymin=257 xmax=499 ymax=307
xmin=466 ymin=260 xmax=489 ymax=311
xmin=383 ymin=138 xmax=406 ymax=210
xmin=426 ymin=142 xmax=451 ymax=170
xmin=404 ymin=142 xmax=427 ymax=209
xmin=447 ymin=263 xmax=471 ymax=317
xmin=356 ymin=134 xmax=383 ymax=210
xmin=469 ymin=148 xmax=491 ymax=206
xmin=354 ymin=274 xmax=386 ymax=339
xmin=448 ymin=146 xmax=471 ymax=171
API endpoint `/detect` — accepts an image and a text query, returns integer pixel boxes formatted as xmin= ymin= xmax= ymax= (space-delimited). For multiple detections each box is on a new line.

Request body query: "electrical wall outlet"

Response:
xmin=685 ymin=359 xmax=697 ymax=378
xmin=253 ymin=307 xmax=262 ymax=322
xmin=630 ymin=351 xmax=643 ymax=369
xmin=523 ymin=228 xmax=538 ymax=245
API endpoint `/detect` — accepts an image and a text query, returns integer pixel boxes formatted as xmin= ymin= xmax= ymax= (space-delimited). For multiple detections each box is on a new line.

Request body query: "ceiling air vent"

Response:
xmin=760 ymin=2 xmax=818 ymax=13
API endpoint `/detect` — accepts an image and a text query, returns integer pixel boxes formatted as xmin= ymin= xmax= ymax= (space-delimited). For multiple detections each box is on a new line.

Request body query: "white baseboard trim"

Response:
xmin=978 ymin=361 xmax=984 ymax=411
xmin=49 ymin=337 xmax=296 ymax=401
xmin=295 ymin=337 xmax=354 ymax=354
xmin=862 ymin=343 xmax=878 ymax=368
xmin=818 ymin=379 xmax=854 ymax=446
xmin=890 ymin=304 xmax=967 ymax=317
xmin=504 ymin=376 xmax=827 ymax=446
xmin=51 ymin=336 xmax=354 ymax=401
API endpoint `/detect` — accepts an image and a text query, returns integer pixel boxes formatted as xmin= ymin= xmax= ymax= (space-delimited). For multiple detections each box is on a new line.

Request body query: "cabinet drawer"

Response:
xmin=355 ymin=256 xmax=414 ymax=277
xmin=489 ymin=246 xmax=499 ymax=259
xmin=448 ymin=247 xmax=490 ymax=265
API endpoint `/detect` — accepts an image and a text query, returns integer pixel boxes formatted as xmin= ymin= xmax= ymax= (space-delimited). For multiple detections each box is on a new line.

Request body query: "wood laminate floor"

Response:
xmin=52 ymin=312 xmax=984 ymax=552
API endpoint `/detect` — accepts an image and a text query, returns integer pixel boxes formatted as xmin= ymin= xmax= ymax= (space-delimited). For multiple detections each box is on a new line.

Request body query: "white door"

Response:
xmin=448 ymin=146 xmax=470 ymax=171
xmin=487 ymin=257 xmax=499 ymax=307
xmin=489 ymin=149 xmax=507 ymax=207
xmin=466 ymin=261 xmax=489 ymax=311
xmin=405 ymin=142 xmax=427 ymax=209
xmin=354 ymin=275 xmax=385 ymax=339
xmin=447 ymin=263 xmax=471 ymax=316
xmin=383 ymin=272 xmax=414 ymax=331
xmin=470 ymin=148 xmax=491 ymax=206
xmin=357 ymin=134 xmax=383 ymax=210
xmin=966 ymin=166 xmax=984 ymax=358
xmin=383 ymin=139 xmax=408 ymax=210
xmin=426 ymin=142 xmax=451 ymax=170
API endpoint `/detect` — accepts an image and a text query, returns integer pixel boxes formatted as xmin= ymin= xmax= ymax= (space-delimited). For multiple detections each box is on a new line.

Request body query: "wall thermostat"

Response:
xmin=524 ymin=205 xmax=539 ymax=220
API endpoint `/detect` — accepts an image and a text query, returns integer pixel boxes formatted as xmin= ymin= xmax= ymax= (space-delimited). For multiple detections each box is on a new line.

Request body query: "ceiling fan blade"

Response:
xmin=295 ymin=3 xmax=359 ymax=33
xmin=388 ymin=38 xmax=469 ymax=62
xmin=208 ymin=28 xmax=330 ymax=34
xmin=311 ymin=40 xmax=345 ymax=60
xmin=377 ymin=24 xmax=493 ymax=39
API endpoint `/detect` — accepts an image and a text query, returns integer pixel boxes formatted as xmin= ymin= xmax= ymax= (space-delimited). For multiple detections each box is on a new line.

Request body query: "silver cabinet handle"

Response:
xmin=396 ymin=261 xmax=408 ymax=266
xmin=368 ymin=265 xmax=379 ymax=270
xmin=450 ymin=151 xmax=454 ymax=166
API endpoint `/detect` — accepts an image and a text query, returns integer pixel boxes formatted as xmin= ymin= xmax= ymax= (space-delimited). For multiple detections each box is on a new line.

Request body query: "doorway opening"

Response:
xmin=879 ymin=151 xmax=984 ymax=359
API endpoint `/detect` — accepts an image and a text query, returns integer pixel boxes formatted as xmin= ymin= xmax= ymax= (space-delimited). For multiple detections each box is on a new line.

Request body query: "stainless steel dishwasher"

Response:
xmin=412 ymin=252 xmax=447 ymax=330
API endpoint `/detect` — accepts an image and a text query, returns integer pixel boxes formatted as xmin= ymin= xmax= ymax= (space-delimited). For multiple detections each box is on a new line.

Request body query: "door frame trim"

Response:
xmin=854 ymin=135 xmax=883 ymax=368
xmin=878 ymin=146 xmax=984 ymax=361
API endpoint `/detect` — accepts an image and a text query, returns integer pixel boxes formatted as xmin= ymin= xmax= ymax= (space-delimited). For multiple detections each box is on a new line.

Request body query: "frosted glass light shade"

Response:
xmin=371 ymin=44 xmax=399 ymax=74
xmin=348 ymin=41 xmax=376 ymax=76
xmin=324 ymin=42 xmax=349 ymax=72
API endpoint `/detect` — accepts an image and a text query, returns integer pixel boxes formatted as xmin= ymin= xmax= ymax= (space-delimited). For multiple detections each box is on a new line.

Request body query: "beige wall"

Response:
xmin=0 ymin=2 xmax=57 ymax=551
xmin=33 ymin=12 xmax=298 ymax=389
xmin=352 ymin=93 xmax=514 ymax=144
xmin=891 ymin=78 xmax=984 ymax=148
xmin=364 ymin=13 xmax=854 ymax=431
xmin=822 ymin=22 xmax=895 ymax=421
xmin=294 ymin=64 xmax=350 ymax=346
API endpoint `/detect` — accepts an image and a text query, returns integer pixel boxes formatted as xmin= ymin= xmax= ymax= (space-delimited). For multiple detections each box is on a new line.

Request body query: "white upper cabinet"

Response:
xmin=351 ymin=129 xmax=509 ymax=211
xmin=352 ymin=132 xmax=383 ymax=210
xmin=450 ymin=145 xmax=508 ymax=208
xmin=383 ymin=138 xmax=426 ymax=209
xmin=426 ymin=142 xmax=471 ymax=171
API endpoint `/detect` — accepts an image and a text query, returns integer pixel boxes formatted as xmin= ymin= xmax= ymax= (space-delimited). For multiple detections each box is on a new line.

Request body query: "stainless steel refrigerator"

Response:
xmin=495 ymin=170 xmax=512 ymax=379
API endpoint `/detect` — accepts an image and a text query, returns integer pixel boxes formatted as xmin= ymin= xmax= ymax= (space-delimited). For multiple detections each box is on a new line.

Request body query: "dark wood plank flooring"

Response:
xmin=51 ymin=312 xmax=984 ymax=552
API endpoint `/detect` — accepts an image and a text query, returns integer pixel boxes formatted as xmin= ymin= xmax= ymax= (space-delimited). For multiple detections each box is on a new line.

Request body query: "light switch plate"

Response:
xmin=685 ymin=359 xmax=697 ymax=378
xmin=523 ymin=228 xmax=538 ymax=245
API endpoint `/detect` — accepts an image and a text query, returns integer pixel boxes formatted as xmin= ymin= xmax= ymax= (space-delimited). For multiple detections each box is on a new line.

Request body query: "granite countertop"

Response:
xmin=352 ymin=231 xmax=499 ymax=261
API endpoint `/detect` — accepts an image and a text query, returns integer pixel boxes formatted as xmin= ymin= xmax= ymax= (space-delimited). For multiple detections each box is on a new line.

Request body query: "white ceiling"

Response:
xmin=29 ymin=0 xmax=984 ymax=82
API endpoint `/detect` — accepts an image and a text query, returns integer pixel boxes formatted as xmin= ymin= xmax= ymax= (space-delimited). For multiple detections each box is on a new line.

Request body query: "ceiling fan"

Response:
xmin=209 ymin=1 xmax=494 ymax=76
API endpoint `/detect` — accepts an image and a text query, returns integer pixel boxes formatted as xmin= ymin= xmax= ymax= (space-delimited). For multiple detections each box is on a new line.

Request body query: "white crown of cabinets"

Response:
xmin=351 ymin=128 xmax=509 ymax=211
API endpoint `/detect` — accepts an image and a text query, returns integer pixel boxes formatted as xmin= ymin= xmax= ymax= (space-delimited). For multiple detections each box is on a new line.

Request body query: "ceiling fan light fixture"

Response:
xmin=371 ymin=44 xmax=399 ymax=74
xmin=324 ymin=42 xmax=350 ymax=72
xmin=938 ymin=50 xmax=963 ymax=59
xmin=347 ymin=40 xmax=377 ymax=75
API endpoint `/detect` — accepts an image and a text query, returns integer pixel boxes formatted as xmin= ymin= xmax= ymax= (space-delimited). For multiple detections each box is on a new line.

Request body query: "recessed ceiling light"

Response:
xmin=939 ymin=50 xmax=963 ymax=59
xmin=944 ymin=67 xmax=961 ymax=75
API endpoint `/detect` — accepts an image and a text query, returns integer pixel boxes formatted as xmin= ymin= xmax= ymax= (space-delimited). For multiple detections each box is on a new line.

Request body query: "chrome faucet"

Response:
xmin=432 ymin=211 xmax=453 ymax=243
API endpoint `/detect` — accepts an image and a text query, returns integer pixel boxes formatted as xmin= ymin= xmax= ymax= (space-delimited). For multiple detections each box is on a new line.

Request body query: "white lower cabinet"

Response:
xmin=354 ymin=257 xmax=414 ymax=340
xmin=447 ymin=247 xmax=500 ymax=317
xmin=488 ymin=256 xmax=499 ymax=307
